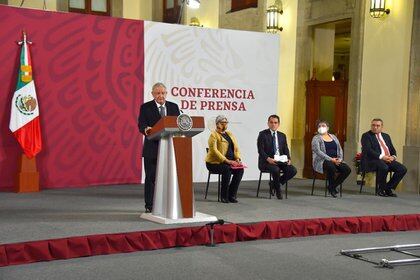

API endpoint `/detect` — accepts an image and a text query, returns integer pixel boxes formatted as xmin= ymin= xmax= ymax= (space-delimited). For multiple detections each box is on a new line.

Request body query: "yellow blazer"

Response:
xmin=205 ymin=130 xmax=241 ymax=164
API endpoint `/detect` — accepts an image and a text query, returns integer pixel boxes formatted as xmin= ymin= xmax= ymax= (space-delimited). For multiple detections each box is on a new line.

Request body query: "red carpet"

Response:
xmin=1 ymin=213 xmax=420 ymax=267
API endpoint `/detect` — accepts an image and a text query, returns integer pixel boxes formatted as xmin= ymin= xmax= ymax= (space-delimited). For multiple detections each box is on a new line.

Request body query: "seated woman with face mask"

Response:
xmin=205 ymin=115 xmax=244 ymax=203
xmin=311 ymin=120 xmax=351 ymax=197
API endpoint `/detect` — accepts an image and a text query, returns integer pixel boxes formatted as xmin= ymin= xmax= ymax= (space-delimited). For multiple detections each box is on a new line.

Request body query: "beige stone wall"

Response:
xmin=359 ymin=0 xmax=414 ymax=163
xmin=292 ymin=0 xmax=356 ymax=177
xmin=185 ymin=0 xmax=219 ymax=28
xmin=123 ymin=0 xmax=140 ymax=19
xmin=8 ymin=0 xmax=57 ymax=10
xmin=219 ymin=0 xmax=266 ymax=32
xmin=122 ymin=0 xmax=152 ymax=20
xmin=403 ymin=0 xmax=420 ymax=194
xmin=276 ymin=0 xmax=298 ymax=155
xmin=312 ymin=24 xmax=335 ymax=80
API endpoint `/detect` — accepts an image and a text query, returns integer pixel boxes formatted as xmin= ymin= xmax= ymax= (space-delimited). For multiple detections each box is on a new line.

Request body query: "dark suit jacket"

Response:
xmin=360 ymin=131 xmax=396 ymax=171
xmin=257 ymin=129 xmax=290 ymax=168
xmin=138 ymin=100 xmax=180 ymax=158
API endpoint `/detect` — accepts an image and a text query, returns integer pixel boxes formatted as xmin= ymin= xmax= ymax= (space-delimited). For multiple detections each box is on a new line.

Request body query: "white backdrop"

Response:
xmin=144 ymin=21 xmax=280 ymax=182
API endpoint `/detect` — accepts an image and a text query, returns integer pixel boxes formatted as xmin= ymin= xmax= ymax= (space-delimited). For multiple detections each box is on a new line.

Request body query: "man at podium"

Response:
xmin=138 ymin=82 xmax=180 ymax=213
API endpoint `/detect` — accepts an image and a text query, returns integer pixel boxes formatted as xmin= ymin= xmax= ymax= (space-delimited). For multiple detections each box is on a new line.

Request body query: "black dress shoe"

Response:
xmin=329 ymin=189 xmax=337 ymax=198
xmin=269 ymin=182 xmax=276 ymax=196
xmin=276 ymin=189 xmax=283 ymax=200
xmin=385 ymin=189 xmax=397 ymax=197
xmin=228 ymin=197 xmax=238 ymax=203
xmin=221 ymin=198 xmax=229 ymax=203
xmin=145 ymin=206 xmax=152 ymax=213
xmin=377 ymin=189 xmax=388 ymax=197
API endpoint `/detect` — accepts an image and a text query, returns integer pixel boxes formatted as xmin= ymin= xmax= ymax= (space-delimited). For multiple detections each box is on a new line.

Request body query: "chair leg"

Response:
xmin=217 ymin=174 xmax=221 ymax=202
xmin=269 ymin=173 xmax=272 ymax=199
xmin=374 ymin=171 xmax=378 ymax=196
xmin=311 ymin=176 xmax=316 ymax=196
xmin=359 ymin=172 xmax=365 ymax=193
xmin=285 ymin=181 xmax=288 ymax=199
xmin=324 ymin=178 xmax=328 ymax=197
xmin=339 ymin=183 xmax=342 ymax=198
xmin=257 ymin=172 xmax=262 ymax=197
xmin=205 ymin=172 xmax=211 ymax=199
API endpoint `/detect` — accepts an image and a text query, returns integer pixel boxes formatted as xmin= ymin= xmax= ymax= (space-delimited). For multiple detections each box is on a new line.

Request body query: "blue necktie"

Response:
xmin=272 ymin=132 xmax=276 ymax=155
xmin=159 ymin=105 xmax=165 ymax=117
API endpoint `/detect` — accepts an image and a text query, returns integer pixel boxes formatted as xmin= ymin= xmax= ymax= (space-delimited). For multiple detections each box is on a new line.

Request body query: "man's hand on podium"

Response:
xmin=145 ymin=127 xmax=152 ymax=135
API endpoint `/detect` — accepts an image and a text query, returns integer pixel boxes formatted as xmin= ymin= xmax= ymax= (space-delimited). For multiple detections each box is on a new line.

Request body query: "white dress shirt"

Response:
xmin=376 ymin=132 xmax=393 ymax=159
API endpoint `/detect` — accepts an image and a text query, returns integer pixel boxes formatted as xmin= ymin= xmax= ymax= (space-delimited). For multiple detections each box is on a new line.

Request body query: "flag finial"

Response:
xmin=18 ymin=30 xmax=32 ymax=45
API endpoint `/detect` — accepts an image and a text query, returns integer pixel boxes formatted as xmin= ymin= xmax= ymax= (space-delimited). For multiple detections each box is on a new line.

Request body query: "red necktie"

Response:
xmin=376 ymin=134 xmax=390 ymax=156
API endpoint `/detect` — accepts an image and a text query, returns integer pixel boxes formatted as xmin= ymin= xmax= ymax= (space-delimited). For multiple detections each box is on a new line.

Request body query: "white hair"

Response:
xmin=152 ymin=82 xmax=166 ymax=92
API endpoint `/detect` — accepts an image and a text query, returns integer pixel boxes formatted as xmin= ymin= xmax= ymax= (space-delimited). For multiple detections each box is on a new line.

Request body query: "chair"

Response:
xmin=257 ymin=170 xmax=288 ymax=199
xmin=311 ymin=169 xmax=342 ymax=198
xmin=204 ymin=148 xmax=222 ymax=201
xmin=358 ymin=158 xmax=392 ymax=195
xmin=359 ymin=169 xmax=392 ymax=195
xmin=204 ymin=172 xmax=221 ymax=201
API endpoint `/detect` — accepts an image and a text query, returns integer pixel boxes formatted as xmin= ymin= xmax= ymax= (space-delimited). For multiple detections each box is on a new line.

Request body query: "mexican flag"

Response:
xmin=9 ymin=32 xmax=42 ymax=159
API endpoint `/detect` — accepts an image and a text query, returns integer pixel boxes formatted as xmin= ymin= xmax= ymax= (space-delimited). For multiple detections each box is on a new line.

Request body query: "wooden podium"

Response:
xmin=140 ymin=115 xmax=218 ymax=224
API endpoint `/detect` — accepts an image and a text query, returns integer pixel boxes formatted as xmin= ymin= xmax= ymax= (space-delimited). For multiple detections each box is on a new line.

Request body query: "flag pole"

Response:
xmin=16 ymin=154 xmax=40 ymax=193
xmin=13 ymin=30 xmax=41 ymax=193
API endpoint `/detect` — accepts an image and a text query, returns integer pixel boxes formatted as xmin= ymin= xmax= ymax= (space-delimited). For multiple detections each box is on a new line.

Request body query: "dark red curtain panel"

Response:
xmin=1 ymin=214 xmax=419 ymax=267
xmin=0 ymin=6 xmax=144 ymax=190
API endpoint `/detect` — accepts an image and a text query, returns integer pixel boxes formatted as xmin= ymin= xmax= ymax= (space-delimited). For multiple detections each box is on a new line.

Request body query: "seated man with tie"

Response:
xmin=361 ymin=118 xmax=407 ymax=197
xmin=257 ymin=115 xmax=297 ymax=199
xmin=138 ymin=82 xmax=181 ymax=212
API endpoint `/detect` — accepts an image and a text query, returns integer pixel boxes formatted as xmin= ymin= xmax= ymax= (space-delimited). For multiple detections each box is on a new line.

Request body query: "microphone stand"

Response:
xmin=206 ymin=219 xmax=225 ymax=247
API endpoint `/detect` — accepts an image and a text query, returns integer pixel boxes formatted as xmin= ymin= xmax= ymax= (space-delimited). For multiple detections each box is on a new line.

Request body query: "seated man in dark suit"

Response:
xmin=361 ymin=118 xmax=407 ymax=197
xmin=138 ymin=82 xmax=180 ymax=212
xmin=257 ymin=115 xmax=297 ymax=199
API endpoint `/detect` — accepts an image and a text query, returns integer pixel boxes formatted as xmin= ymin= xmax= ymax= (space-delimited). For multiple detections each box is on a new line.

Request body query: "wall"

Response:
xmin=359 ymin=0 xmax=414 ymax=167
xmin=403 ymin=0 xmax=419 ymax=194
xmin=8 ymin=0 xmax=57 ymax=10
xmin=123 ymin=0 xmax=140 ymax=20
xmin=139 ymin=0 xmax=152 ymax=21
xmin=275 ymin=0 xmax=298 ymax=149
xmin=219 ymin=0 xmax=265 ymax=32
xmin=292 ymin=0 xmax=356 ymax=177
xmin=123 ymin=0 xmax=152 ymax=20
xmin=185 ymin=0 xmax=219 ymax=28
xmin=312 ymin=24 xmax=335 ymax=81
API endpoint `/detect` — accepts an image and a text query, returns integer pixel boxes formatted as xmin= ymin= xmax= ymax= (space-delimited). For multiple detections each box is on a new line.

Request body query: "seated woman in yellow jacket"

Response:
xmin=205 ymin=115 xmax=244 ymax=203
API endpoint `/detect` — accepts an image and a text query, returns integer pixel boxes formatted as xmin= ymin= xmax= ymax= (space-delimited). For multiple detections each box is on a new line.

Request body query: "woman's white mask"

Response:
xmin=318 ymin=127 xmax=328 ymax=134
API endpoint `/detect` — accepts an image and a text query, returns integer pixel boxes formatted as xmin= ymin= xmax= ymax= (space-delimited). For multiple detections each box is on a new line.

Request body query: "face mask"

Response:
xmin=318 ymin=127 xmax=328 ymax=134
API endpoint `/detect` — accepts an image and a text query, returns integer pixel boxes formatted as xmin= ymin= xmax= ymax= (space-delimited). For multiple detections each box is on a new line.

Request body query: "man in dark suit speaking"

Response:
xmin=257 ymin=115 xmax=297 ymax=199
xmin=361 ymin=118 xmax=407 ymax=197
xmin=138 ymin=82 xmax=180 ymax=212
